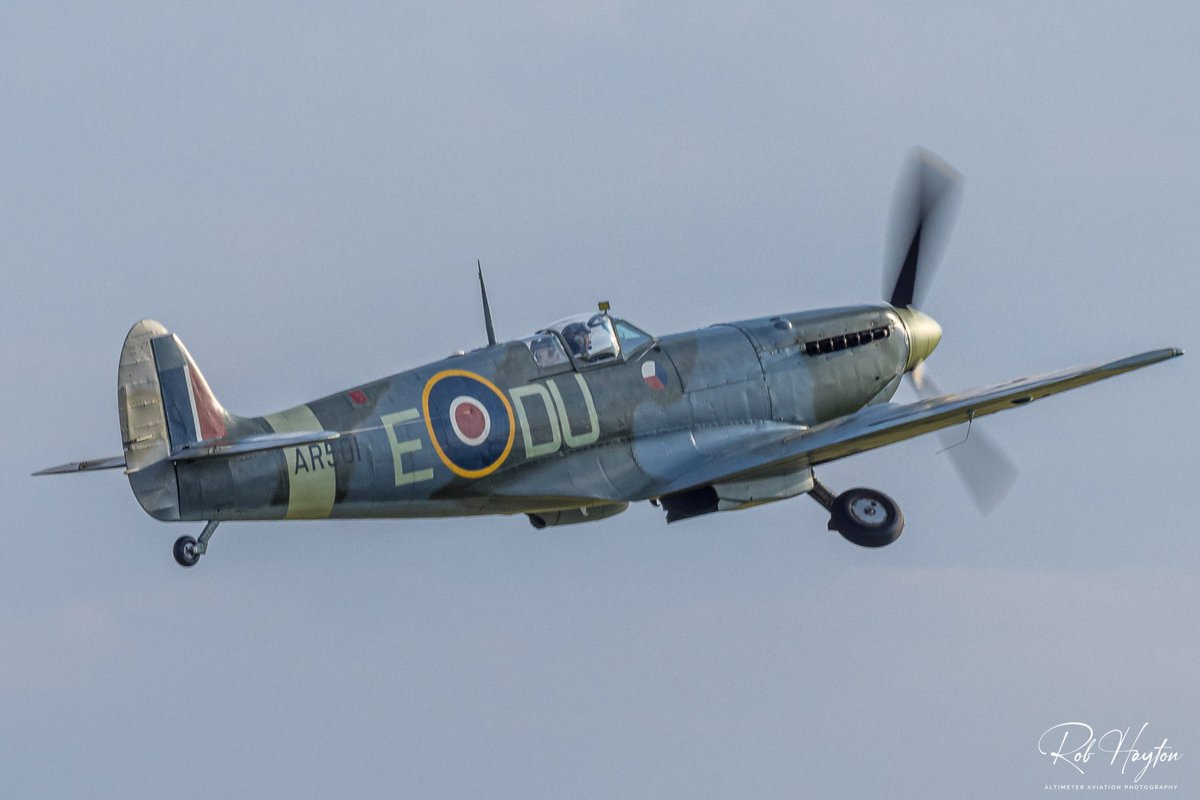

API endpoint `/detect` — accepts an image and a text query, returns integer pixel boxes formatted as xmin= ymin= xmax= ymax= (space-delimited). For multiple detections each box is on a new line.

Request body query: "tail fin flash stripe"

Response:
xmin=188 ymin=364 xmax=228 ymax=440
xmin=154 ymin=350 xmax=197 ymax=450
xmin=151 ymin=334 xmax=228 ymax=450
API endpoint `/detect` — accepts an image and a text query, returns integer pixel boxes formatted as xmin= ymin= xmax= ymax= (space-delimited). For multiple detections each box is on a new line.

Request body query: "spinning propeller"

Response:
xmin=885 ymin=150 xmax=1018 ymax=513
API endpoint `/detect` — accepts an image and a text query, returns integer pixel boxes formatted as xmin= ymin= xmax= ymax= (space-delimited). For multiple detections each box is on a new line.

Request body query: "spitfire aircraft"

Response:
xmin=36 ymin=152 xmax=1181 ymax=567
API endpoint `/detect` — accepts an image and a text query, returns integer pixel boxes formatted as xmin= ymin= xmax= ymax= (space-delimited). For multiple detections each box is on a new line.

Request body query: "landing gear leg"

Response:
xmin=807 ymin=477 xmax=836 ymax=511
xmin=173 ymin=520 xmax=220 ymax=568
xmin=808 ymin=477 xmax=904 ymax=548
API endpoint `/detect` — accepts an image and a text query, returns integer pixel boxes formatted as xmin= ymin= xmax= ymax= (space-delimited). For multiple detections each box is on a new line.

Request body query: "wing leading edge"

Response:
xmin=653 ymin=347 xmax=1182 ymax=497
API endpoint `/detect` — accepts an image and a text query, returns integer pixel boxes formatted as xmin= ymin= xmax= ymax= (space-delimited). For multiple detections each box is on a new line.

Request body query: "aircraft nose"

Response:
xmin=898 ymin=308 xmax=942 ymax=371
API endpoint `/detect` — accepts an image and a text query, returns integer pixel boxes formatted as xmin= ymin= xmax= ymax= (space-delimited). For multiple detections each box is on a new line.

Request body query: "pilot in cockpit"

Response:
xmin=562 ymin=322 xmax=590 ymax=359
xmin=530 ymin=336 xmax=561 ymax=367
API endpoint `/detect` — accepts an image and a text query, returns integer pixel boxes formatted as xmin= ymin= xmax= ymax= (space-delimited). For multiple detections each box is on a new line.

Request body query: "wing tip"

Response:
xmin=1119 ymin=347 xmax=1183 ymax=370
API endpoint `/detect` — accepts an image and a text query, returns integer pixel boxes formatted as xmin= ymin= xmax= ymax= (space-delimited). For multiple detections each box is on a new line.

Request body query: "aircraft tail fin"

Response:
xmin=117 ymin=320 xmax=238 ymax=519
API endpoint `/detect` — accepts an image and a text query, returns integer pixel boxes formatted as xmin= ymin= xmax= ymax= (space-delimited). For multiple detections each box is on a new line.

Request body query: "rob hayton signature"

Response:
xmin=1038 ymin=722 xmax=1181 ymax=783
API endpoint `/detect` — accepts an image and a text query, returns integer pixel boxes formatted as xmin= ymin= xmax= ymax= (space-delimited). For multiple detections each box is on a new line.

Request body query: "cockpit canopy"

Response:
xmin=553 ymin=313 xmax=619 ymax=362
xmin=521 ymin=314 xmax=654 ymax=367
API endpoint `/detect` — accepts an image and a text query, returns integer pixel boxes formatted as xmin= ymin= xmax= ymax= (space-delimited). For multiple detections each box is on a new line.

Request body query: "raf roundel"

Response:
xmin=422 ymin=370 xmax=515 ymax=478
xmin=449 ymin=396 xmax=491 ymax=445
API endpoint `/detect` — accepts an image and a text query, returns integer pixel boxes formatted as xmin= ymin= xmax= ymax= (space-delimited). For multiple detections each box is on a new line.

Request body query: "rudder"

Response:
xmin=118 ymin=320 xmax=234 ymax=520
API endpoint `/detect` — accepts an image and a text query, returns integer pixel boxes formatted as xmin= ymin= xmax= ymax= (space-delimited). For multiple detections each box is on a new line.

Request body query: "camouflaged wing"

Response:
xmin=644 ymin=347 xmax=1182 ymax=498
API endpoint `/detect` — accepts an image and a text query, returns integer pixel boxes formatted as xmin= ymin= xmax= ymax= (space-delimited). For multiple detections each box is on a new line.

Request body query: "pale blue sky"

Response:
xmin=2 ymin=3 xmax=1196 ymax=797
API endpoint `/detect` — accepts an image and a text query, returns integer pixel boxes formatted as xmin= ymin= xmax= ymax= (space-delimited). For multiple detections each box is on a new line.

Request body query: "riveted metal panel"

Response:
xmin=118 ymin=320 xmax=179 ymax=520
xmin=731 ymin=306 xmax=908 ymax=424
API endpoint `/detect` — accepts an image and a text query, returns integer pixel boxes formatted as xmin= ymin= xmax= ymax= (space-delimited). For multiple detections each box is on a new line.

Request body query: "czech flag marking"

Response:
xmin=642 ymin=360 xmax=668 ymax=391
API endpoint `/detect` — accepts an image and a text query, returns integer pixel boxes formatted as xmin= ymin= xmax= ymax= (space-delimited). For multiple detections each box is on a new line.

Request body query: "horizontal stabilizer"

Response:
xmin=33 ymin=455 xmax=126 ymax=476
xmin=169 ymin=430 xmax=340 ymax=462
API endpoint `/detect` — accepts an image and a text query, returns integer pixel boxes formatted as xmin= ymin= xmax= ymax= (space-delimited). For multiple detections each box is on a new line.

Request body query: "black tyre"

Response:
xmin=173 ymin=535 xmax=200 ymax=567
xmin=829 ymin=488 xmax=904 ymax=548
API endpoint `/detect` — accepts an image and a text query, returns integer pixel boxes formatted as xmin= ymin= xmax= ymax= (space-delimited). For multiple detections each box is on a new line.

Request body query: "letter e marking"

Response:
xmin=382 ymin=409 xmax=435 ymax=486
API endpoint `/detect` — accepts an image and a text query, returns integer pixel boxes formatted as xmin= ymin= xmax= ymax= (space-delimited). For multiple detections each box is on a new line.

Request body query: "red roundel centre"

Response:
xmin=454 ymin=401 xmax=487 ymax=440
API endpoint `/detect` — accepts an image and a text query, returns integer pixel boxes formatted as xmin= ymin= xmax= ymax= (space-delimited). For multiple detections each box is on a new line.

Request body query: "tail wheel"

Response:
xmin=829 ymin=488 xmax=904 ymax=548
xmin=173 ymin=535 xmax=200 ymax=568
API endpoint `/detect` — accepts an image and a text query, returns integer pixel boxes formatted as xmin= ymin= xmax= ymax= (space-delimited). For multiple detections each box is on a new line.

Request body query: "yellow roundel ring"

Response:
xmin=421 ymin=369 xmax=516 ymax=479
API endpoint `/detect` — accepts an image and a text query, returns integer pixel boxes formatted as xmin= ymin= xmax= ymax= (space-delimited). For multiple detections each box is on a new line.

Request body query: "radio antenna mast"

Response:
xmin=477 ymin=260 xmax=497 ymax=347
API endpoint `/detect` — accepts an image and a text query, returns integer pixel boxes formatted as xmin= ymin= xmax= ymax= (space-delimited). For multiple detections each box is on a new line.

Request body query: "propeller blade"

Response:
xmin=941 ymin=427 xmax=1019 ymax=514
xmin=886 ymin=149 xmax=962 ymax=309
xmin=910 ymin=364 xmax=1018 ymax=514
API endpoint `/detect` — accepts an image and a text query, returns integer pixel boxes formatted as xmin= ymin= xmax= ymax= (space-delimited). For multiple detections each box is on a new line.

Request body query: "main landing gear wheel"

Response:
xmin=828 ymin=487 xmax=904 ymax=548
xmin=173 ymin=536 xmax=200 ymax=567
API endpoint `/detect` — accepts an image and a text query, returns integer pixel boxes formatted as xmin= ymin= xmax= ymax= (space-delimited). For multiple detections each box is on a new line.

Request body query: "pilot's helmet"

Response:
xmin=562 ymin=322 xmax=589 ymax=358
xmin=532 ymin=337 xmax=556 ymax=364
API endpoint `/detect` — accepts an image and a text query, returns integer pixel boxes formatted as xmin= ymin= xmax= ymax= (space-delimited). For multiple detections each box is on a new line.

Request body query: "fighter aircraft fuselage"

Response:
xmin=146 ymin=304 xmax=909 ymax=524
